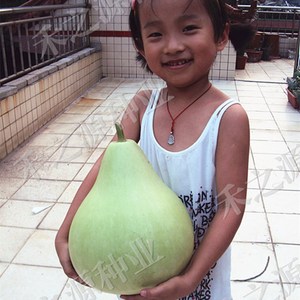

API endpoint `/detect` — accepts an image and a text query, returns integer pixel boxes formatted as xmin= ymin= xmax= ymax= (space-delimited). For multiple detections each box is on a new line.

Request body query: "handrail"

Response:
xmin=239 ymin=5 xmax=300 ymax=10
xmin=0 ymin=4 xmax=88 ymax=15
xmin=0 ymin=3 xmax=90 ymax=86
xmin=237 ymin=4 xmax=299 ymax=37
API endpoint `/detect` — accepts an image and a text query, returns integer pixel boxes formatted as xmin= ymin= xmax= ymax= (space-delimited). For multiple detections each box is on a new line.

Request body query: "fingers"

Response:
xmin=120 ymin=294 xmax=144 ymax=300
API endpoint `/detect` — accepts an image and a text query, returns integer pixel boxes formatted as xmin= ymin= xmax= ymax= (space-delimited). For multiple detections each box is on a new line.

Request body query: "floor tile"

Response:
xmin=42 ymin=122 xmax=80 ymax=134
xmin=281 ymin=131 xmax=300 ymax=142
xmin=250 ymin=129 xmax=284 ymax=142
xmin=53 ymin=113 xmax=88 ymax=124
xmin=247 ymin=111 xmax=274 ymax=121
xmin=64 ymin=104 xmax=98 ymax=115
xmin=0 ymin=264 xmax=67 ymax=300
xmin=98 ymin=135 xmax=115 ymax=148
xmin=295 ymin=156 xmax=300 ymax=170
xmin=253 ymin=153 xmax=298 ymax=171
xmin=39 ymin=203 xmax=70 ymax=230
xmin=0 ymin=200 xmax=52 ymax=228
xmin=248 ymin=153 xmax=255 ymax=169
xmin=257 ymin=170 xmax=300 ymax=191
xmin=0 ymin=161 xmax=41 ymax=179
xmin=231 ymin=281 xmax=284 ymax=300
xmin=237 ymin=90 xmax=263 ymax=98
xmin=274 ymin=244 xmax=300 ymax=284
xmin=105 ymin=93 xmax=134 ymax=107
xmin=247 ymin=170 xmax=260 ymax=189
xmin=59 ymin=279 xmax=117 ymax=300
xmin=270 ymin=104 xmax=298 ymax=113
xmin=11 ymin=179 xmax=69 ymax=202
xmin=87 ymin=147 xmax=105 ymax=164
xmin=251 ymin=140 xmax=290 ymax=155
xmin=273 ymin=112 xmax=300 ymax=122
xmin=268 ymin=214 xmax=300 ymax=244
xmin=48 ymin=147 xmax=94 ymax=163
xmin=61 ymin=133 xmax=105 ymax=148
xmin=76 ymin=97 xmax=105 ymax=107
xmin=114 ymin=86 xmax=142 ymax=94
xmin=234 ymin=212 xmax=271 ymax=243
xmin=32 ymin=162 xmax=83 ymax=181
xmin=26 ymin=133 xmax=69 ymax=147
xmin=284 ymin=284 xmax=300 ymax=299
xmin=249 ymin=119 xmax=279 ymax=130
xmin=74 ymin=163 xmax=93 ymax=181
xmin=73 ymin=122 xmax=111 ymax=137
xmin=0 ymin=178 xmax=26 ymax=199
xmin=238 ymin=96 xmax=266 ymax=104
xmin=242 ymin=103 xmax=270 ymax=112
xmin=13 ymin=229 xmax=60 ymax=267
xmin=277 ymin=120 xmax=300 ymax=131
xmin=57 ymin=181 xmax=82 ymax=203
xmin=84 ymin=86 xmax=116 ymax=99
xmin=263 ymin=190 xmax=300 ymax=214
xmin=287 ymin=142 xmax=300 ymax=156
xmin=2 ymin=145 xmax=59 ymax=165
xmin=96 ymin=77 xmax=124 ymax=87
xmin=246 ymin=189 xmax=265 ymax=213
xmin=0 ymin=226 xmax=34 ymax=262
xmin=0 ymin=263 xmax=8 ymax=276
xmin=0 ymin=199 xmax=7 ymax=207
xmin=232 ymin=242 xmax=280 ymax=283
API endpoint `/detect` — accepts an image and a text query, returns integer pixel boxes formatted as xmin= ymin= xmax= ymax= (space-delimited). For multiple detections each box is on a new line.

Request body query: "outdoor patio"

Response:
xmin=0 ymin=58 xmax=299 ymax=299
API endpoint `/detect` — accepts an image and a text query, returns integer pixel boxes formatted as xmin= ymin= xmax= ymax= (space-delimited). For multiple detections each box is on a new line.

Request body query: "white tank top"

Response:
xmin=140 ymin=89 xmax=239 ymax=300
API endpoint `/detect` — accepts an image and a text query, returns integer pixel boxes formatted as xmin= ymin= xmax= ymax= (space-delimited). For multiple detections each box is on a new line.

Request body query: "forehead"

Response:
xmin=138 ymin=0 xmax=205 ymax=19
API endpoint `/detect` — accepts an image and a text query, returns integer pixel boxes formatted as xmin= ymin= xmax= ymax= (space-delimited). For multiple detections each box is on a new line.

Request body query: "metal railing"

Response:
xmin=239 ymin=4 xmax=300 ymax=36
xmin=0 ymin=3 xmax=90 ymax=86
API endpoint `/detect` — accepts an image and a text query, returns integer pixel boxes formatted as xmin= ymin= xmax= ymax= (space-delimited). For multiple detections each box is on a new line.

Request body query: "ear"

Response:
xmin=217 ymin=23 xmax=230 ymax=52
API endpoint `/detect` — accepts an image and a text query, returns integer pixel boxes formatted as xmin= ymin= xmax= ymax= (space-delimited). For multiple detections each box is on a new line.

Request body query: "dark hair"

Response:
xmin=129 ymin=0 xmax=229 ymax=73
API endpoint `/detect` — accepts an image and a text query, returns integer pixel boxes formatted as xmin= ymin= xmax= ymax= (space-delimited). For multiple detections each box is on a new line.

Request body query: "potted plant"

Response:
xmin=236 ymin=50 xmax=248 ymax=70
xmin=246 ymin=32 xmax=264 ymax=63
xmin=287 ymin=69 xmax=300 ymax=109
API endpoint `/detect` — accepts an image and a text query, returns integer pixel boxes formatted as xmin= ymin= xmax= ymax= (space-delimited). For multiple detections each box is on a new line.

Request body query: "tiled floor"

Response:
xmin=0 ymin=59 xmax=299 ymax=300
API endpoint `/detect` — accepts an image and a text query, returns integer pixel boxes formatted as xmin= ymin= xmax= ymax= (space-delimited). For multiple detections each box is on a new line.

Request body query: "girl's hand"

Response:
xmin=120 ymin=275 xmax=193 ymax=300
xmin=55 ymin=237 xmax=88 ymax=286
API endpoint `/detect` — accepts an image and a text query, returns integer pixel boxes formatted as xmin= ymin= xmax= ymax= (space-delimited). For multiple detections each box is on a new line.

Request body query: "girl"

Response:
xmin=55 ymin=0 xmax=250 ymax=299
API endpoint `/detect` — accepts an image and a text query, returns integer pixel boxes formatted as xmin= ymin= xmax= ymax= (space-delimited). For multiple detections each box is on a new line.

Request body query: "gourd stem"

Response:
xmin=115 ymin=123 xmax=126 ymax=142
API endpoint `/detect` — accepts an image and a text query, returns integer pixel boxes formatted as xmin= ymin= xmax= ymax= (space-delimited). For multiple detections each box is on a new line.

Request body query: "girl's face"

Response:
xmin=138 ymin=0 xmax=228 ymax=88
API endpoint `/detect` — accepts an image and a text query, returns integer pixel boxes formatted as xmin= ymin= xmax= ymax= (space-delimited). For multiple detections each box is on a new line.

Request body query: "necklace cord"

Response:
xmin=166 ymin=83 xmax=212 ymax=135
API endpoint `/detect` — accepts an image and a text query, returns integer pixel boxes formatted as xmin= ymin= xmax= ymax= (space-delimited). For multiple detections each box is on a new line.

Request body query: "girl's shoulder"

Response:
xmin=218 ymin=100 xmax=250 ymax=142
xmin=220 ymin=100 xmax=248 ymax=125
xmin=121 ymin=89 xmax=159 ymax=142
xmin=130 ymin=88 xmax=161 ymax=118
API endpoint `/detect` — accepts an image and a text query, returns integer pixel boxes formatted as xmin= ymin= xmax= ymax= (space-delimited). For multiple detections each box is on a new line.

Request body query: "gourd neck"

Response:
xmin=115 ymin=123 xmax=126 ymax=142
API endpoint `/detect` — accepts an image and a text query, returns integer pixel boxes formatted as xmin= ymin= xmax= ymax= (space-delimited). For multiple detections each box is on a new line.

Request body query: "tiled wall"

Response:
xmin=279 ymin=36 xmax=298 ymax=59
xmin=89 ymin=1 xmax=236 ymax=80
xmin=0 ymin=49 xmax=102 ymax=160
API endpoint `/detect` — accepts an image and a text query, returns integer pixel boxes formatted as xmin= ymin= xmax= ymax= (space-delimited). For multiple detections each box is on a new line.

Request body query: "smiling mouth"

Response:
xmin=163 ymin=59 xmax=192 ymax=67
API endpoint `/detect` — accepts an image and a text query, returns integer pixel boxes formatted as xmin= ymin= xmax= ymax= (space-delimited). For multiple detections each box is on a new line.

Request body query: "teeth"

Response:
xmin=167 ymin=60 xmax=189 ymax=66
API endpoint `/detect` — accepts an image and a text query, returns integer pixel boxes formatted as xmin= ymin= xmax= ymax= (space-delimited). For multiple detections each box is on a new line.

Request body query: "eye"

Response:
xmin=183 ymin=25 xmax=199 ymax=33
xmin=148 ymin=32 xmax=162 ymax=38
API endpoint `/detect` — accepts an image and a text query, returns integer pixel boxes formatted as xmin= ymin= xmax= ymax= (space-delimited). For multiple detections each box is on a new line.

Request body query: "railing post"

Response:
xmin=295 ymin=26 xmax=300 ymax=74
xmin=0 ymin=3 xmax=91 ymax=85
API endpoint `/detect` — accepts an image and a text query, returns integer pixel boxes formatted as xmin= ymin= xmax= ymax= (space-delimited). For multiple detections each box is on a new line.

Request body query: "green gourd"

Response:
xmin=69 ymin=123 xmax=194 ymax=295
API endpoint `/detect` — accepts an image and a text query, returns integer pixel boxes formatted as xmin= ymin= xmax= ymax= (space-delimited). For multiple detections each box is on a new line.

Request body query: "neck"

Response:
xmin=165 ymin=80 xmax=211 ymax=103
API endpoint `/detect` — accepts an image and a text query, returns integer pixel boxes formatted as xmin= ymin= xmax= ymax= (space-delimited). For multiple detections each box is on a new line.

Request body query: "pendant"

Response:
xmin=168 ymin=132 xmax=175 ymax=145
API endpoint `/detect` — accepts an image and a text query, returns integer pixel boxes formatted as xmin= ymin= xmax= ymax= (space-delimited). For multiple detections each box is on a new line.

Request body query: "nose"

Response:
xmin=163 ymin=33 xmax=185 ymax=55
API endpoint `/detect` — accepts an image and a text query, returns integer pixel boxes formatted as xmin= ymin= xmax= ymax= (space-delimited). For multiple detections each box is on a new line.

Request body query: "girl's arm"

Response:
xmin=184 ymin=104 xmax=250 ymax=290
xmin=122 ymin=104 xmax=250 ymax=300
xmin=55 ymin=91 xmax=147 ymax=282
